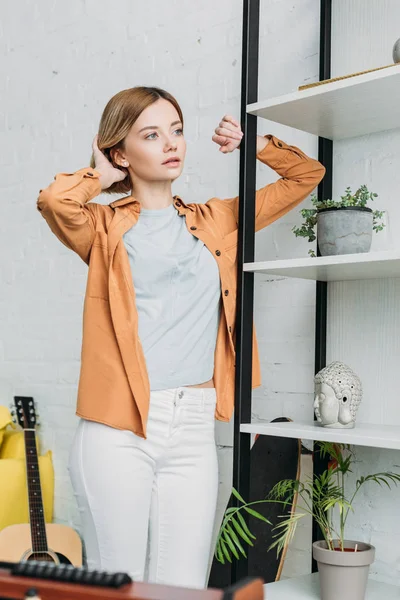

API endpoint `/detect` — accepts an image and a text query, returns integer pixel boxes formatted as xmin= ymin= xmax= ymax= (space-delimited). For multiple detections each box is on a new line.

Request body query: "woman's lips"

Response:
xmin=163 ymin=160 xmax=181 ymax=167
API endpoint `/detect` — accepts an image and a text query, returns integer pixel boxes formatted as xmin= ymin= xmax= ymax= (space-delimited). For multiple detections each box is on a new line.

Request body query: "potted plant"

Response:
xmin=292 ymin=185 xmax=385 ymax=257
xmin=215 ymin=442 xmax=400 ymax=600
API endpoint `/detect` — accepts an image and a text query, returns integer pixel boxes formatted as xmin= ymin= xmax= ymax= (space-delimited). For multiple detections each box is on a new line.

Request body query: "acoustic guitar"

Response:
xmin=0 ymin=396 xmax=82 ymax=566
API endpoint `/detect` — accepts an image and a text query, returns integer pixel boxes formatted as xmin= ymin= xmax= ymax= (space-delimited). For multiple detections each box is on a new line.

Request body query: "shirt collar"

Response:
xmin=109 ymin=194 xmax=188 ymax=215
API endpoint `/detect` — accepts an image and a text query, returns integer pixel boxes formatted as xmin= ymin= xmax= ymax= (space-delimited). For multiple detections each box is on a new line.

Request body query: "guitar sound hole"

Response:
xmin=28 ymin=553 xmax=56 ymax=562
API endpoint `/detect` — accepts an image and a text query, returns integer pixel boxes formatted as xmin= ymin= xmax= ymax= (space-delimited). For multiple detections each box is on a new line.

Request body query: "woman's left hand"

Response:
xmin=212 ymin=115 xmax=243 ymax=153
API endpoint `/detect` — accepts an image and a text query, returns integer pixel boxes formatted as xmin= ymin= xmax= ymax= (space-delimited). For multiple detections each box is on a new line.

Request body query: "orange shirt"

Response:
xmin=37 ymin=135 xmax=325 ymax=438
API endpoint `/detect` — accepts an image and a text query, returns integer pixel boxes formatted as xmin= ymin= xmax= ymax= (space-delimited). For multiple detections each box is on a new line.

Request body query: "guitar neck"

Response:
xmin=24 ymin=430 xmax=49 ymax=554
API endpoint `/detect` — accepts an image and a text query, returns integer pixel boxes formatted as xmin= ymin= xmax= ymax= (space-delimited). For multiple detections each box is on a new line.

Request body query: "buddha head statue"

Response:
xmin=314 ymin=361 xmax=362 ymax=429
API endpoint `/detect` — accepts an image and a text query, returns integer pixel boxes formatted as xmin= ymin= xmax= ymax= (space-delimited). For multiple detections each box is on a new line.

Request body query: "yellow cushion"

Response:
xmin=0 ymin=430 xmax=40 ymax=460
xmin=0 ymin=407 xmax=12 ymax=447
xmin=0 ymin=451 xmax=54 ymax=530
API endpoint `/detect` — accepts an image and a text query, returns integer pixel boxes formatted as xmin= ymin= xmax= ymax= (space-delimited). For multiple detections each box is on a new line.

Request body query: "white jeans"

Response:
xmin=68 ymin=387 xmax=219 ymax=589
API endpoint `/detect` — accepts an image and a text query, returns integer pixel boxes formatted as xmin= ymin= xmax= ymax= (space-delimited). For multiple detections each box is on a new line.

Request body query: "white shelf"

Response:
xmin=264 ymin=573 xmax=399 ymax=600
xmin=247 ymin=65 xmax=400 ymax=140
xmin=243 ymin=250 xmax=400 ymax=282
xmin=240 ymin=421 xmax=400 ymax=451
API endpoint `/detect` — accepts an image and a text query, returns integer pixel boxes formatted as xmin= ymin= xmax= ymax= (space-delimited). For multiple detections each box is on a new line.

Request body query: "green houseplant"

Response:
xmin=215 ymin=442 xmax=400 ymax=600
xmin=293 ymin=185 xmax=385 ymax=257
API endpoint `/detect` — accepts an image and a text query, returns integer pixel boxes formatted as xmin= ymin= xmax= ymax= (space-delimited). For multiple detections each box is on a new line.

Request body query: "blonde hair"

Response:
xmin=90 ymin=86 xmax=184 ymax=195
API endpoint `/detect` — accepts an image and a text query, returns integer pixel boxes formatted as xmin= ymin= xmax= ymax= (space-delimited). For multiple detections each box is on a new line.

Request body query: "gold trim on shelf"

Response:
xmin=298 ymin=63 xmax=398 ymax=91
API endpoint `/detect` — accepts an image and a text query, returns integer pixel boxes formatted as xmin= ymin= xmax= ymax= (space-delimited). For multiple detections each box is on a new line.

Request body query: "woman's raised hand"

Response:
xmin=212 ymin=115 xmax=243 ymax=153
xmin=92 ymin=135 xmax=127 ymax=190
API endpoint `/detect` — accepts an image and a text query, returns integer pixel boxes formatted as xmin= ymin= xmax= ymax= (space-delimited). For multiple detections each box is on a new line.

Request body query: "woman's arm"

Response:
xmin=213 ymin=116 xmax=269 ymax=156
xmin=251 ymin=134 xmax=325 ymax=232
xmin=37 ymin=167 xmax=102 ymax=264
xmin=255 ymin=134 xmax=270 ymax=155
xmin=37 ymin=136 xmax=127 ymax=263
xmin=210 ymin=116 xmax=325 ymax=235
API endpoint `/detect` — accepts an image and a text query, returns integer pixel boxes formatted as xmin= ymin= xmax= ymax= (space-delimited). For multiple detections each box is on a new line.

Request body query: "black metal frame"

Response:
xmin=312 ymin=0 xmax=333 ymax=574
xmin=231 ymin=0 xmax=260 ymax=583
xmin=231 ymin=0 xmax=333 ymax=583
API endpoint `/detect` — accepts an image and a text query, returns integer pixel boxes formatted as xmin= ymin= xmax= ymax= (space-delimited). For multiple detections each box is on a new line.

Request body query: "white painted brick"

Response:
xmin=0 ymin=0 xmax=321 ymax=580
xmin=2 ymin=0 xmax=398 ymax=585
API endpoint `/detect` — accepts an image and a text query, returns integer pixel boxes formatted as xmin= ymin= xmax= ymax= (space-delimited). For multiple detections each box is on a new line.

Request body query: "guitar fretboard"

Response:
xmin=24 ymin=430 xmax=49 ymax=553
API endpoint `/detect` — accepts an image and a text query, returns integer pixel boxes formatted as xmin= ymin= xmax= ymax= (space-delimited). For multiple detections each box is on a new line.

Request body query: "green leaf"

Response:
xmin=268 ymin=513 xmax=303 ymax=556
xmin=232 ymin=487 xmax=246 ymax=504
xmin=223 ymin=530 xmax=240 ymax=559
xmin=244 ymin=506 xmax=271 ymax=523
xmin=226 ymin=523 xmax=247 ymax=557
xmin=220 ymin=538 xmax=232 ymax=563
xmin=236 ymin=512 xmax=257 ymax=540
xmin=224 ymin=507 xmax=240 ymax=515
xmin=215 ymin=542 xmax=225 ymax=564
xmin=231 ymin=515 xmax=255 ymax=546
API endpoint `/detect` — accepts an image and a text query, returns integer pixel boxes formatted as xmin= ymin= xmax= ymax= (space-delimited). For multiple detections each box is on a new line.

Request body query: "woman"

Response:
xmin=37 ymin=86 xmax=325 ymax=588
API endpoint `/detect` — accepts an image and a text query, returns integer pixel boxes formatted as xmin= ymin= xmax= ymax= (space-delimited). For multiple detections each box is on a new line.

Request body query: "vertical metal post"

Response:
xmin=312 ymin=0 xmax=333 ymax=573
xmin=231 ymin=0 xmax=260 ymax=584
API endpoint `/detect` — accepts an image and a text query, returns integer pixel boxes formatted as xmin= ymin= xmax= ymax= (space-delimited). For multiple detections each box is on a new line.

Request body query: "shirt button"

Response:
xmin=215 ymin=250 xmax=221 ymax=256
xmin=190 ymin=226 xmax=197 ymax=231
xmin=224 ymin=290 xmax=229 ymax=296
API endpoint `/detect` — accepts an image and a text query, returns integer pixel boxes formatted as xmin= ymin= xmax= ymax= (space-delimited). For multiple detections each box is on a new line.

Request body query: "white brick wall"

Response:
xmin=2 ymin=0 xmax=398 ymax=587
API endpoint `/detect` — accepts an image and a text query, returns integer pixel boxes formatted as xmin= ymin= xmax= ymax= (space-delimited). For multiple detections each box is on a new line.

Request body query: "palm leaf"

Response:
xmin=232 ymin=487 xmax=246 ymax=504
xmin=268 ymin=512 xmax=304 ymax=556
xmin=223 ymin=530 xmax=240 ymax=560
xmin=230 ymin=516 xmax=254 ymax=547
xmin=226 ymin=523 xmax=247 ymax=557
xmin=215 ymin=542 xmax=225 ymax=564
xmin=235 ymin=512 xmax=256 ymax=542
xmin=220 ymin=538 xmax=232 ymax=563
xmin=356 ymin=472 xmax=400 ymax=490
xmin=244 ymin=506 xmax=271 ymax=523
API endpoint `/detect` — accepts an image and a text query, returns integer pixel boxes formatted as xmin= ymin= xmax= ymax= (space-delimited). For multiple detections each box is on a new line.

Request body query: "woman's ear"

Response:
xmin=110 ymin=147 xmax=129 ymax=168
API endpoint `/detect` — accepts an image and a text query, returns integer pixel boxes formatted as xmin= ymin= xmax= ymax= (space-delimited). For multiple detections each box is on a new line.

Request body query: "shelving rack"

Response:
xmin=231 ymin=0 xmax=400 ymax=594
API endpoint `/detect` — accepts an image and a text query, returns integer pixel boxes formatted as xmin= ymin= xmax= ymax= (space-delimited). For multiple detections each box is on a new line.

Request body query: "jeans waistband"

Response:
xmin=151 ymin=386 xmax=216 ymax=407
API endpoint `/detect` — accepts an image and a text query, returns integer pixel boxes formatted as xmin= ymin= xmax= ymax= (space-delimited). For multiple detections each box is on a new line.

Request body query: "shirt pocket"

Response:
xmin=92 ymin=231 xmax=108 ymax=249
xmin=223 ymin=230 xmax=238 ymax=263
xmin=86 ymin=232 xmax=109 ymax=300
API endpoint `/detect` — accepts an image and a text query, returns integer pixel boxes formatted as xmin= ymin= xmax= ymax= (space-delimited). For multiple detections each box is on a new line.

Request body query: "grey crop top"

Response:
xmin=123 ymin=203 xmax=221 ymax=391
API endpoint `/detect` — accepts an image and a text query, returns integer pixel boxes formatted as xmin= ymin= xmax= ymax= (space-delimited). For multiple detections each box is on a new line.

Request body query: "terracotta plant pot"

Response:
xmin=312 ymin=540 xmax=375 ymax=600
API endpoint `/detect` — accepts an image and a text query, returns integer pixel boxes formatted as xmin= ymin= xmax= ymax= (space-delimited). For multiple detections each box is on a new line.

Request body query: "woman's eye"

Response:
xmin=145 ymin=129 xmax=183 ymax=140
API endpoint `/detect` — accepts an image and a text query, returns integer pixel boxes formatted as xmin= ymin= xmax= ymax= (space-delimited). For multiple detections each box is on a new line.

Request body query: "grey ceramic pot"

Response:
xmin=313 ymin=540 xmax=375 ymax=600
xmin=393 ymin=38 xmax=400 ymax=63
xmin=317 ymin=207 xmax=373 ymax=256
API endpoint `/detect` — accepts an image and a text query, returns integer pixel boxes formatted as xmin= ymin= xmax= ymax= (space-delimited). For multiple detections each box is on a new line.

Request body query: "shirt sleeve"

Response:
xmin=37 ymin=167 xmax=102 ymax=263
xmin=209 ymin=135 xmax=326 ymax=235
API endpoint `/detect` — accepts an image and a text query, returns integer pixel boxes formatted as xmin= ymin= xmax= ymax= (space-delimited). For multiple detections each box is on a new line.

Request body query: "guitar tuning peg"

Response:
xmin=9 ymin=403 xmax=14 ymax=410
xmin=10 ymin=409 xmax=15 ymax=416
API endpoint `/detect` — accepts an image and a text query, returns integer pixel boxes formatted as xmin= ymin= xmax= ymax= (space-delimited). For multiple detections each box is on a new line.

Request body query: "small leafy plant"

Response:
xmin=293 ymin=185 xmax=385 ymax=257
xmin=215 ymin=442 xmax=400 ymax=564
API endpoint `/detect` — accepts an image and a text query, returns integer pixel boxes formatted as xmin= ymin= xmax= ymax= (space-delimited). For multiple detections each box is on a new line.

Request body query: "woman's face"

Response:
xmin=116 ymin=98 xmax=186 ymax=186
